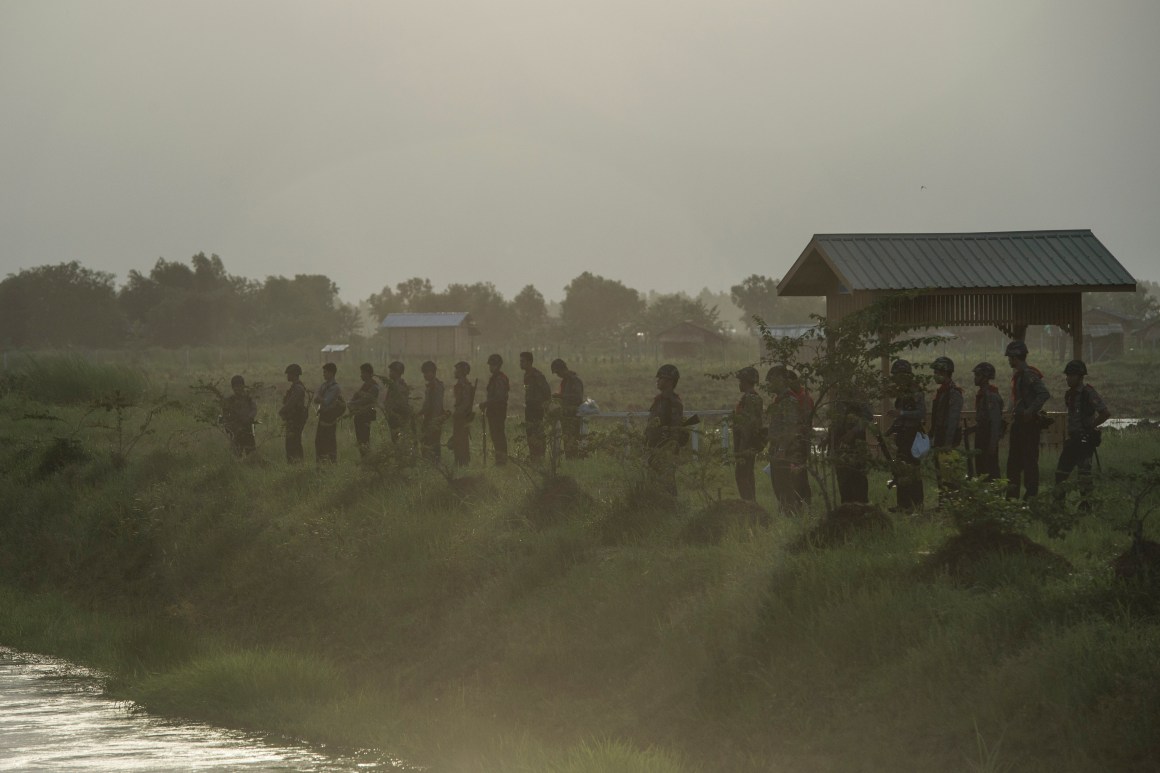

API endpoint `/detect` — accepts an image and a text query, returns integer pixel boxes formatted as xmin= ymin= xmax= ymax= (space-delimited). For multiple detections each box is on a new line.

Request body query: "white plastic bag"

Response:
xmin=911 ymin=431 xmax=932 ymax=460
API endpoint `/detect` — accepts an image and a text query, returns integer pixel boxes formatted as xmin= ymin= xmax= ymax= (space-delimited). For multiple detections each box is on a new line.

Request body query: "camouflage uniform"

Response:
xmin=418 ymin=373 xmax=445 ymax=462
xmin=383 ymin=374 xmax=413 ymax=445
xmin=732 ymin=383 xmax=765 ymax=502
xmin=930 ymin=377 xmax=964 ymax=498
xmin=829 ymin=398 xmax=872 ymax=504
xmin=314 ymin=374 xmax=344 ymax=464
xmin=348 ymin=371 xmax=381 ymax=458
xmin=887 ymin=382 xmax=926 ymax=511
xmin=973 ymin=384 xmax=1004 ymax=480
xmin=645 ymin=382 xmax=684 ymax=496
xmin=522 ymin=363 xmax=551 ymax=462
xmin=279 ymin=376 xmax=309 ymax=463
xmin=556 ymin=367 xmax=585 ymax=459
xmin=482 ymin=367 xmax=510 ymax=465
xmin=450 ymin=371 xmax=474 ymax=467
xmin=1006 ymin=360 xmax=1050 ymax=499
xmin=767 ymin=385 xmax=813 ymax=514
xmin=221 ymin=388 xmax=257 ymax=457
xmin=1055 ymin=362 xmax=1109 ymax=510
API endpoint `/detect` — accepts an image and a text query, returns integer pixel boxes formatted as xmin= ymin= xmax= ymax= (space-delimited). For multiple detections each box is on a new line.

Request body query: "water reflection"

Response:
xmin=0 ymin=647 xmax=405 ymax=772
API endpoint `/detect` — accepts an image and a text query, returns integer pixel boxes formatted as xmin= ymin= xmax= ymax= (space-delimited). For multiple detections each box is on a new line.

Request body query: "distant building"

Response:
xmin=378 ymin=312 xmax=476 ymax=360
xmin=655 ymin=321 xmax=726 ymax=358
xmin=320 ymin=343 xmax=350 ymax=362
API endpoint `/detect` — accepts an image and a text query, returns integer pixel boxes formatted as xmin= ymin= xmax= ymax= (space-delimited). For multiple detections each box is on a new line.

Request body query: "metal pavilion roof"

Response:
xmin=779 ymin=230 xmax=1136 ymax=295
xmin=379 ymin=312 xmax=470 ymax=329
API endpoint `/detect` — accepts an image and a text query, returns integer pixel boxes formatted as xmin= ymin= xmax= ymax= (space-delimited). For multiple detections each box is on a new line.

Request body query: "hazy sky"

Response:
xmin=3 ymin=0 xmax=1158 ymax=303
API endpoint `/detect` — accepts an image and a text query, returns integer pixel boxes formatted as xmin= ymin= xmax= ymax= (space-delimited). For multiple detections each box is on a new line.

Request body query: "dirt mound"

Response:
xmin=922 ymin=523 xmax=1071 ymax=582
xmin=791 ymin=502 xmax=892 ymax=550
xmin=679 ymin=499 xmax=770 ymax=545
xmin=1113 ymin=539 xmax=1160 ymax=584
xmin=598 ymin=481 xmax=679 ymax=545
xmin=523 ymin=476 xmax=594 ymax=528
xmin=448 ymin=474 xmax=496 ymax=502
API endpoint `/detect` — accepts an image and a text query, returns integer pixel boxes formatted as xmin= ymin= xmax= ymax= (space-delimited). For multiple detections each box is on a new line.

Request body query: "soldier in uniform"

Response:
xmin=930 ymin=356 xmax=964 ymax=500
xmin=732 ymin=366 xmax=765 ymax=502
xmin=766 ymin=366 xmax=813 ymax=515
xmin=829 ymin=387 xmax=873 ymax=505
xmin=970 ymin=362 xmax=1004 ymax=480
xmin=550 ymin=358 xmax=585 ymax=459
xmin=450 ymin=361 xmax=474 ymax=467
xmin=1005 ymin=340 xmax=1051 ymax=500
xmin=221 ymin=374 xmax=258 ymax=457
xmin=479 ymin=354 xmax=510 ymax=466
xmin=417 ymin=360 xmax=445 ymax=463
xmin=383 ymin=361 xmax=413 ymax=446
xmin=644 ymin=363 xmax=685 ymax=496
xmin=278 ymin=363 xmax=309 ymax=463
xmin=520 ymin=352 xmax=551 ymax=463
xmin=1054 ymin=359 xmax=1110 ymax=510
xmin=348 ymin=362 xmax=381 ymax=459
xmin=314 ymin=362 xmax=344 ymax=464
xmin=885 ymin=359 xmax=926 ymax=511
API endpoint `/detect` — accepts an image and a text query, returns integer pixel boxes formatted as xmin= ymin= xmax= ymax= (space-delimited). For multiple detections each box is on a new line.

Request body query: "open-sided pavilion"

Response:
xmin=776 ymin=229 xmax=1137 ymax=362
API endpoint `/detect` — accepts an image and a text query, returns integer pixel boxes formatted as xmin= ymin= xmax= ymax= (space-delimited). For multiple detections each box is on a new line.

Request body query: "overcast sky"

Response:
xmin=2 ymin=0 xmax=1158 ymax=304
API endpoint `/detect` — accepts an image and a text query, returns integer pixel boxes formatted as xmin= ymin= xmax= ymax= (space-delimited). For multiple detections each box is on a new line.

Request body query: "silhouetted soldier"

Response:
xmin=766 ymin=365 xmax=813 ymax=515
xmin=520 ymin=352 xmax=551 ymax=463
xmin=829 ymin=387 xmax=872 ymax=504
xmin=885 ymin=359 xmax=925 ymax=512
xmin=645 ymin=363 xmax=685 ymax=496
xmin=450 ymin=361 xmax=474 ymax=467
xmin=314 ymin=362 xmax=344 ymax=464
xmin=417 ymin=360 xmax=445 ymax=462
xmin=550 ymin=358 xmax=584 ymax=459
xmin=383 ymin=361 xmax=412 ymax=446
xmin=348 ymin=362 xmax=381 ymax=459
xmin=1005 ymin=340 xmax=1050 ymax=499
xmin=221 ymin=374 xmax=257 ymax=457
xmin=930 ymin=356 xmax=964 ymax=500
xmin=278 ymin=363 xmax=309 ymax=463
xmin=970 ymin=362 xmax=1004 ymax=480
xmin=732 ymin=367 xmax=765 ymax=502
xmin=480 ymin=353 xmax=509 ymax=466
xmin=1054 ymin=359 xmax=1110 ymax=510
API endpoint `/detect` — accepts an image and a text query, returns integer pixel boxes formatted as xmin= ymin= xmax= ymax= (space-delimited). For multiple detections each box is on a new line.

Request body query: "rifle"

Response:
xmin=962 ymin=424 xmax=976 ymax=478
xmin=872 ymin=423 xmax=896 ymax=489
xmin=481 ymin=412 xmax=489 ymax=466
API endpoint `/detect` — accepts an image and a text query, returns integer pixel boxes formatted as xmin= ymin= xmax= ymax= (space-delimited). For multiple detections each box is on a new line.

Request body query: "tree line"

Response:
xmin=5 ymin=252 xmax=1156 ymax=351
xmin=0 ymin=253 xmax=831 ymax=350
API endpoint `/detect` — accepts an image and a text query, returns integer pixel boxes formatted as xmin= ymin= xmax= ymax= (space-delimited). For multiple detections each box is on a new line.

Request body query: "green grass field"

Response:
xmin=1 ymin=353 xmax=1159 ymax=772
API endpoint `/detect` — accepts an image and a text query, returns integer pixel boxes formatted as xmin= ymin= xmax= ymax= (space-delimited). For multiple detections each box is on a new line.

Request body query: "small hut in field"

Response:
xmin=378 ymin=312 xmax=476 ymax=360
xmin=655 ymin=321 xmax=727 ymax=358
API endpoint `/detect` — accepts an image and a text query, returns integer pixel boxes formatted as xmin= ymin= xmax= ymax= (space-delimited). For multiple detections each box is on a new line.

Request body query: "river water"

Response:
xmin=0 ymin=647 xmax=408 ymax=772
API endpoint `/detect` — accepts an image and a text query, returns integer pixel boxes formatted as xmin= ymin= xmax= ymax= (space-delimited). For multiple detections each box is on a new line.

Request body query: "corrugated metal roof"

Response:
xmin=782 ymin=230 xmax=1135 ymax=293
xmin=379 ymin=312 xmax=470 ymax=329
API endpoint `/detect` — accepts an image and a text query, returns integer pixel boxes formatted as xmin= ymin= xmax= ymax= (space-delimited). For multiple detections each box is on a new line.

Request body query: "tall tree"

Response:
xmin=0 ymin=262 xmax=126 ymax=347
xmin=636 ymin=293 xmax=721 ymax=336
xmin=118 ymin=253 xmax=250 ymax=346
xmin=560 ymin=272 xmax=644 ymax=344
xmin=512 ymin=284 xmax=549 ymax=331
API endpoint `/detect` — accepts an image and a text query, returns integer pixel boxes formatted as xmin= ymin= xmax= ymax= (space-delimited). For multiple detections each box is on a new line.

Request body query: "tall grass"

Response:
xmin=2 ymin=353 xmax=148 ymax=404
xmin=2 ymin=366 xmax=1160 ymax=771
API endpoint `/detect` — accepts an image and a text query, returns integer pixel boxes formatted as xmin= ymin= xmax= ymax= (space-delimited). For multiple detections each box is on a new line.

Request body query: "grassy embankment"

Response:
xmin=2 ymin=353 xmax=1160 ymax=772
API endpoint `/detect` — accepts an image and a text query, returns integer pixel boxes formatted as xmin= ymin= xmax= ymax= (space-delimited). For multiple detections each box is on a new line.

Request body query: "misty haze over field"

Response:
xmin=3 ymin=0 xmax=1159 ymax=302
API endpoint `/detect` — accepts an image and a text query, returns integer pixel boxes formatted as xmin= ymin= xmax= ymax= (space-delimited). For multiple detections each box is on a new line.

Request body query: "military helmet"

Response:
xmin=284 ymin=363 xmax=302 ymax=377
xmin=230 ymin=374 xmax=245 ymax=387
xmin=420 ymin=360 xmax=437 ymax=373
xmin=454 ymin=360 xmax=470 ymax=375
xmin=487 ymin=353 xmax=503 ymax=366
xmin=387 ymin=360 xmax=404 ymax=374
xmin=656 ymin=363 xmax=680 ymax=384
xmin=1004 ymin=340 xmax=1029 ymax=358
xmin=1064 ymin=359 xmax=1088 ymax=376
xmin=737 ymin=366 xmax=760 ymax=384
xmin=932 ymin=356 xmax=955 ymax=374
xmin=972 ymin=362 xmax=996 ymax=379
xmin=890 ymin=359 xmax=913 ymax=375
